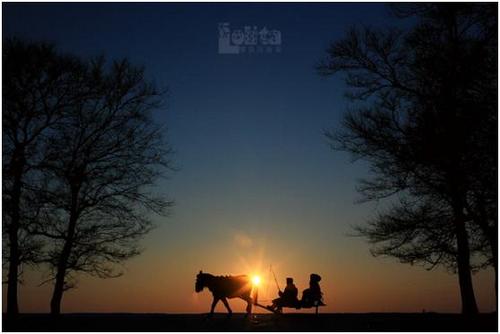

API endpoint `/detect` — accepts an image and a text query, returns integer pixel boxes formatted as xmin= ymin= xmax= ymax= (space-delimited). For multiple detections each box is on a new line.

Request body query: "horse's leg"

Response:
xmin=208 ymin=297 xmax=219 ymax=317
xmin=221 ymin=298 xmax=232 ymax=317
xmin=244 ymin=296 xmax=252 ymax=317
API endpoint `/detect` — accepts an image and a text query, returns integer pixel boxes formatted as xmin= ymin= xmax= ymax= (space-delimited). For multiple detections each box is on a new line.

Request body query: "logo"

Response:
xmin=218 ymin=22 xmax=282 ymax=54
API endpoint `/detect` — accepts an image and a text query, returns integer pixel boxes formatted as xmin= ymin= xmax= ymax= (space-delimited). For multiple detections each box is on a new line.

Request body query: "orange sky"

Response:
xmin=4 ymin=223 xmax=496 ymax=314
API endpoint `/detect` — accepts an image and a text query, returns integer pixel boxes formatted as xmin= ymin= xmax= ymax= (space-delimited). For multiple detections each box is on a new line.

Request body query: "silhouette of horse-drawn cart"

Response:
xmin=195 ymin=270 xmax=325 ymax=316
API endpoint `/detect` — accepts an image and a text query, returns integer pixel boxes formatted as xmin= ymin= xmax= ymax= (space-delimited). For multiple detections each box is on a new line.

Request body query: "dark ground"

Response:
xmin=3 ymin=312 xmax=497 ymax=332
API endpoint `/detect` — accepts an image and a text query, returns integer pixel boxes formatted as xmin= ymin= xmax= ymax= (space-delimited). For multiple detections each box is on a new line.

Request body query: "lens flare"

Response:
xmin=252 ymin=275 xmax=261 ymax=286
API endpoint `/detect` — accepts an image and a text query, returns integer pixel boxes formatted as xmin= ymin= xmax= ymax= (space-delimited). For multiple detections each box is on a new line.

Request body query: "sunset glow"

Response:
xmin=252 ymin=275 xmax=261 ymax=286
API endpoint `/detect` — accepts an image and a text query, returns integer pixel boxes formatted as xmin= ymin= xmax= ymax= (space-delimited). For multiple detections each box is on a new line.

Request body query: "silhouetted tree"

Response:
xmin=318 ymin=3 xmax=496 ymax=314
xmin=356 ymin=196 xmax=488 ymax=272
xmin=3 ymin=39 xmax=87 ymax=316
xmin=31 ymin=57 xmax=174 ymax=315
xmin=396 ymin=5 xmax=497 ymax=284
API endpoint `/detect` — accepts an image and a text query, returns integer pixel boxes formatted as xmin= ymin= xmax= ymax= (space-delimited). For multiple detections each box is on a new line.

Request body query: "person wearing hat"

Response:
xmin=301 ymin=273 xmax=324 ymax=307
xmin=268 ymin=277 xmax=299 ymax=312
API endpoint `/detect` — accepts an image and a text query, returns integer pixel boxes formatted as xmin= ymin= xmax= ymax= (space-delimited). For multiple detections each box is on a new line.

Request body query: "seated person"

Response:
xmin=268 ymin=277 xmax=299 ymax=311
xmin=301 ymin=273 xmax=324 ymax=307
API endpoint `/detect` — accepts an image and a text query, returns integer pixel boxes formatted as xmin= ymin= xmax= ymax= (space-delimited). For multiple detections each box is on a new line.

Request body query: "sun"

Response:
xmin=252 ymin=275 xmax=261 ymax=286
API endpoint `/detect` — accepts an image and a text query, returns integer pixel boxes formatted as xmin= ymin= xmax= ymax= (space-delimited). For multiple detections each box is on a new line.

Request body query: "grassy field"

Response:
xmin=3 ymin=312 xmax=497 ymax=331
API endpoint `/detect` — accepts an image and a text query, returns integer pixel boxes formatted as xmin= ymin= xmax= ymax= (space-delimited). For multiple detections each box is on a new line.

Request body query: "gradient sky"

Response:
xmin=3 ymin=3 xmax=495 ymax=314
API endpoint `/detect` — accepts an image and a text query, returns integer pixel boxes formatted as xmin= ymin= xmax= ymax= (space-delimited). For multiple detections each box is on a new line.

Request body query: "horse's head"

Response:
xmin=195 ymin=270 xmax=205 ymax=292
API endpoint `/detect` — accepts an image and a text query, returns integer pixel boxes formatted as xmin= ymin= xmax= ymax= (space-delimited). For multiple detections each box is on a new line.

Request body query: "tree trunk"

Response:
xmin=50 ymin=262 xmax=67 ymax=315
xmin=454 ymin=205 xmax=479 ymax=315
xmin=50 ymin=189 xmax=79 ymax=315
xmin=6 ymin=149 xmax=25 ymax=317
xmin=50 ymin=219 xmax=75 ymax=315
xmin=7 ymin=216 xmax=20 ymax=317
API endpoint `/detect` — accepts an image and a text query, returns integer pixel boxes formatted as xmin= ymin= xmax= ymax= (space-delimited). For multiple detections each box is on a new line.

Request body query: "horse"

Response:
xmin=195 ymin=270 xmax=253 ymax=317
